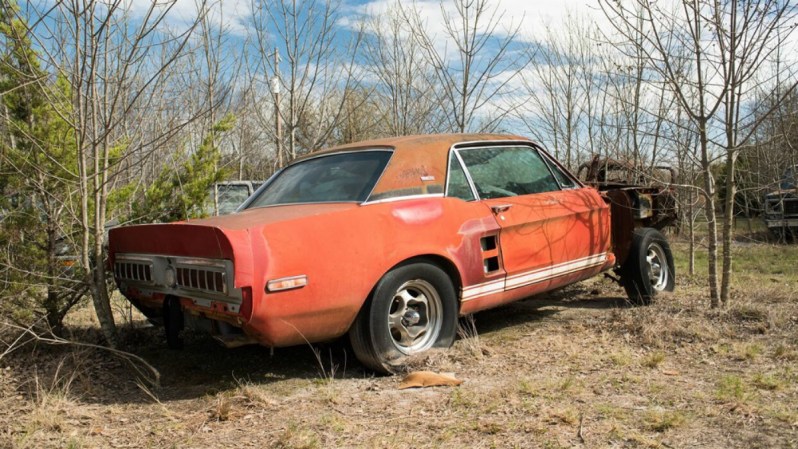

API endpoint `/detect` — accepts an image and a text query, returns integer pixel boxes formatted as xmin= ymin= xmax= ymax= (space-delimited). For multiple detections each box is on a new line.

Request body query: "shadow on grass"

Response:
xmin=4 ymin=285 xmax=630 ymax=406
xmin=470 ymin=285 xmax=628 ymax=337
xmin=4 ymin=325 xmax=358 ymax=406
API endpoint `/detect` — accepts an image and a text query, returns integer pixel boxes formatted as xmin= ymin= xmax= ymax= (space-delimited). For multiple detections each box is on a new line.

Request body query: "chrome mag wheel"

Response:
xmin=388 ymin=279 xmax=442 ymax=354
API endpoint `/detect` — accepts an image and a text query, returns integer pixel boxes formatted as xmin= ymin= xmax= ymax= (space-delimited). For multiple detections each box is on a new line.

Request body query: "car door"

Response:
xmin=455 ymin=144 xmax=607 ymax=293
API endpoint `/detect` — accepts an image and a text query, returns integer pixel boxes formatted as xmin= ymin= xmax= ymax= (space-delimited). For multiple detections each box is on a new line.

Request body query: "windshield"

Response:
xmin=217 ymin=184 xmax=252 ymax=215
xmin=246 ymin=151 xmax=392 ymax=208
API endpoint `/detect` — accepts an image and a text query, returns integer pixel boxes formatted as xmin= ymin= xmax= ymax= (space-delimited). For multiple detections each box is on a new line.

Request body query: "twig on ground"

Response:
xmin=1 ymin=321 xmax=160 ymax=387
xmin=577 ymin=412 xmax=585 ymax=444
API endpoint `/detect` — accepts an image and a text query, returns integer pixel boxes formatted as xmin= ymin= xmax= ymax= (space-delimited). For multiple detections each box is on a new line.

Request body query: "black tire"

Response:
xmin=769 ymin=226 xmax=786 ymax=242
xmin=770 ymin=226 xmax=796 ymax=243
xmin=349 ymin=262 xmax=458 ymax=374
xmin=619 ymin=228 xmax=675 ymax=305
xmin=163 ymin=296 xmax=184 ymax=349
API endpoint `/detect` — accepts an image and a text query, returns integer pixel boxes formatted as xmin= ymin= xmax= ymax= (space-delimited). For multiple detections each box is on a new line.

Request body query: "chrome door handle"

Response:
xmin=490 ymin=204 xmax=512 ymax=214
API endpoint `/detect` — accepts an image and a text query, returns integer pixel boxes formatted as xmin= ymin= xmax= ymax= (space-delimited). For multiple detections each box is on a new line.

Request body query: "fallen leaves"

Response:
xmin=398 ymin=371 xmax=463 ymax=389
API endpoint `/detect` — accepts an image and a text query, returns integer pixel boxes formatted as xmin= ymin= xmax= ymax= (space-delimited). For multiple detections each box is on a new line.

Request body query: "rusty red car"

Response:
xmin=109 ymin=134 xmax=675 ymax=373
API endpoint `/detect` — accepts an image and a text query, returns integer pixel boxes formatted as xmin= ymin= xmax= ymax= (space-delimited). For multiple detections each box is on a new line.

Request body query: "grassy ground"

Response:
xmin=1 ymin=237 xmax=797 ymax=448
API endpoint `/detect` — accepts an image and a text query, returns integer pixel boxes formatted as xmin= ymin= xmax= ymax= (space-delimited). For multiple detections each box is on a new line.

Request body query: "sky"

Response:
xmin=350 ymin=0 xmax=610 ymax=42
xmin=122 ymin=0 xmax=613 ymax=42
xmin=49 ymin=0 xmax=797 ymax=155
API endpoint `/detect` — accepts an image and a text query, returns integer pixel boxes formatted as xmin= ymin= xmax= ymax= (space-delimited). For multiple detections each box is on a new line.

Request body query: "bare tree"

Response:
xmin=225 ymin=86 xmax=273 ymax=180
xmin=519 ymin=9 xmax=676 ymax=176
xmin=19 ymin=0 xmax=209 ymax=343
xmin=519 ymin=12 xmax=604 ymax=167
xmin=402 ymin=0 xmax=527 ymax=133
xmin=195 ymin=1 xmax=248 ymax=213
xmin=361 ymin=1 xmax=441 ymax=136
xmin=248 ymin=0 xmax=363 ymax=163
xmin=600 ymin=0 xmax=798 ymax=307
xmin=519 ymin=20 xmax=582 ymax=165
xmin=711 ymin=0 xmax=797 ymax=302
xmin=747 ymin=85 xmax=798 ymax=194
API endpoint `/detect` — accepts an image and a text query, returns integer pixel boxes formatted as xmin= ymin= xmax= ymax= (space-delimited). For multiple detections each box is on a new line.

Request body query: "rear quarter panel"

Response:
xmin=248 ymin=197 xmax=499 ymax=346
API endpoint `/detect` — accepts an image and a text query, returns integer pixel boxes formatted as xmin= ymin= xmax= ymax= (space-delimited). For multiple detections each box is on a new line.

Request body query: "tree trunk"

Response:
xmin=699 ymin=122 xmax=719 ymax=307
xmin=87 ymin=12 xmax=117 ymax=346
xmin=720 ymin=149 xmax=736 ymax=306
xmin=688 ymin=188 xmax=695 ymax=276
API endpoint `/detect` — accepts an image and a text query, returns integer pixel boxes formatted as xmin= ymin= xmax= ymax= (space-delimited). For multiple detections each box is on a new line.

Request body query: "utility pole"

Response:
xmin=272 ymin=48 xmax=283 ymax=168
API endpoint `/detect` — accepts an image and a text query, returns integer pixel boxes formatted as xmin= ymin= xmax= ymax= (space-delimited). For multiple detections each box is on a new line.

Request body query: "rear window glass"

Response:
xmin=246 ymin=151 xmax=392 ymax=207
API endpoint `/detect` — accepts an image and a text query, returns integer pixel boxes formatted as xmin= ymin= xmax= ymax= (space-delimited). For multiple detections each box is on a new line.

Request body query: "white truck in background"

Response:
xmin=208 ymin=181 xmax=263 ymax=216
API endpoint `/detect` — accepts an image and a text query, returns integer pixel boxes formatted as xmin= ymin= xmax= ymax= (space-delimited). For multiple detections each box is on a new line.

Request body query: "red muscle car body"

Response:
xmin=109 ymin=134 xmax=673 ymax=372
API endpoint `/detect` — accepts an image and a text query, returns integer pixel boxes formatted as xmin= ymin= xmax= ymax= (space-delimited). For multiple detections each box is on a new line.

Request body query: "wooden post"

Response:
xmin=273 ymin=48 xmax=283 ymax=168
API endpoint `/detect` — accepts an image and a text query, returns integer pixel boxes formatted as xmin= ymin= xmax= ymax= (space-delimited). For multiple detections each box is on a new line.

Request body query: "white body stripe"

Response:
xmin=460 ymin=278 xmax=505 ymax=301
xmin=461 ymin=253 xmax=608 ymax=301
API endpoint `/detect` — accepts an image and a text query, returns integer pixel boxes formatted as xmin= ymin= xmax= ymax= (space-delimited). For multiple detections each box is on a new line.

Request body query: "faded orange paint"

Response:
xmin=109 ymin=134 xmax=613 ymax=349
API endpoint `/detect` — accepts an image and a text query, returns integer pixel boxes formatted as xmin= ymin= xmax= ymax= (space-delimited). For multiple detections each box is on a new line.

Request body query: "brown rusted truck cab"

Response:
xmin=577 ymin=155 xmax=678 ymax=267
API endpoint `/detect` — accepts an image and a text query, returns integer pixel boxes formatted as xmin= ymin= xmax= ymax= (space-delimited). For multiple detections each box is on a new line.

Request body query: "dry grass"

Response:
xmin=642 ymin=408 xmax=686 ymax=432
xmin=27 ymin=369 xmax=75 ymax=434
xmin=234 ymin=377 xmax=278 ymax=408
xmin=456 ymin=314 xmax=485 ymax=360
xmin=2 ymin=352 xmax=87 ymax=449
xmin=1 ymin=240 xmax=797 ymax=448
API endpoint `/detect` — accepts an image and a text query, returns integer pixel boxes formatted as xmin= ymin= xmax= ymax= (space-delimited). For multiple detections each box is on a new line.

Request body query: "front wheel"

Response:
xmin=349 ymin=263 xmax=458 ymax=374
xmin=619 ymin=228 xmax=675 ymax=305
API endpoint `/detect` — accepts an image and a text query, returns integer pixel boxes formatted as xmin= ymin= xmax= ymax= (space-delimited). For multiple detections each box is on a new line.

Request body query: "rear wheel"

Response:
xmin=619 ymin=228 xmax=675 ymax=305
xmin=349 ymin=263 xmax=457 ymax=374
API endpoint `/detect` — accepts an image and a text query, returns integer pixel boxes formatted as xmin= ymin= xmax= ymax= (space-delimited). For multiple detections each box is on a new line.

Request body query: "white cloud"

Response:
xmin=123 ymin=0 xmax=252 ymax=35
xmin=502 ymin=0 xmax=611 ymax=42
xmin=348 ymin=0 xmax=614 ymax=43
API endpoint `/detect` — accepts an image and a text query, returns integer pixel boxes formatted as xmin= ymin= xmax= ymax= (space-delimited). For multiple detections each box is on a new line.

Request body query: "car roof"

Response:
xmin=291 ymin=133 xmax=534 ymax=202
xmin=293 ymin=133 xmax=531 ymax=161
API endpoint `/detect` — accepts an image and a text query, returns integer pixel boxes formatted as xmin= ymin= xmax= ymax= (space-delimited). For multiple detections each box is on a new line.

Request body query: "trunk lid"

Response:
xmin=108 ymin=203 xmax=359 ymax=261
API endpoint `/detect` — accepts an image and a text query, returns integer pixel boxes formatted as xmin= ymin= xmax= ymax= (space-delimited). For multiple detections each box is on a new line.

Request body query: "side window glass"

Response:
xmin=543 ymin=157 xmax=578 ymax=189
xmin=458 ymin=146 xmax=561 ymax=199
xmin=446 ymin=155 xmax=476 ymax=201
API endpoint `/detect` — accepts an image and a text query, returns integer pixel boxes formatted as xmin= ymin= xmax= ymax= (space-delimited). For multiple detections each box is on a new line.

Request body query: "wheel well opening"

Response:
xmin=349 ymin=255 xmax=463 ymax=335
xmin=393 ymin=255 xmax=462 ymax=300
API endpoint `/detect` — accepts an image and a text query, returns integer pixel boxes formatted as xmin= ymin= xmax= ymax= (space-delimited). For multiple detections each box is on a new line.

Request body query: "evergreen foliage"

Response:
xmin=0 ymin=1 xmax=87 ymax=331
xmin=130 ymin=114 xmax=235 ymax=223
